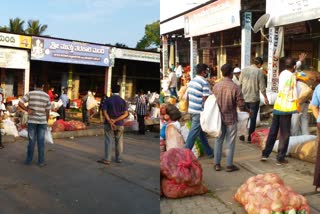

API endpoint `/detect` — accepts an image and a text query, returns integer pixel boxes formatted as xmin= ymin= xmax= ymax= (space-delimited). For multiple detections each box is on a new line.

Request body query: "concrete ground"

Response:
xmin=161 ymin=126 xmax=320 ymax=214
xmin=0 ymin=129 xmax=160 ymax=214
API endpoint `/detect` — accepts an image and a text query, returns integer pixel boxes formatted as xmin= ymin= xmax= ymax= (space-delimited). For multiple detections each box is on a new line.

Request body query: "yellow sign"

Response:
xmin=19 ymin=35 xmax=32 ymax=49
xmin=0 ymin=32 xmax=31 ymax=49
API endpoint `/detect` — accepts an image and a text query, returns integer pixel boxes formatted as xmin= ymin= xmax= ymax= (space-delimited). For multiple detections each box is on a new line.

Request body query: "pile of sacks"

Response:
xmin=52 ymin=120 xmax=86 ymax=132
xmin=251 ymin=128 xmax=318 ymax=163
xmin=234 ymin=173 xmax=310 ymax=214
xmin=160 ymin=148 xmax=207 ymax=198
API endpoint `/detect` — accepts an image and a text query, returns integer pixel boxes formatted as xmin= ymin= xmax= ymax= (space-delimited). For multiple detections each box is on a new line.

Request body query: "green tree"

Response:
xmin=0 ymin=25 xmax=9 ymax=32
xmin=114 ymin=43 xmax=128 ymax=48
xmin=9 ymin=17 xmax=25 ymax=34
xmin=25 ymin=20 xmax=48 ymax=35
xmin=0 ymin=18 xmax=48 ymax=35
xmin=136 ymin=20 xmax=160 ymax=50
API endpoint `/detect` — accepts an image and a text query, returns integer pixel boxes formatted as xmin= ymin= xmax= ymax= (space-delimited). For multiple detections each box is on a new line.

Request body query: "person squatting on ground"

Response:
xmin=160 ymin=104 xmax=184 ymax=152
xmin=212 ymin=64 xmax=250 ymax=172
xmin=309 ymin=84 xmax=320 ymax=193
xmin=184 ymin=63 xmax=214 ymax=157
xmin=239 ymin=57 xmax=269 ymax=143
xmin=261 ymin=57 xmax=298 ymax=165
xmin=135 ymin=89 xmax=149 ymax=135
xmin=18 ymin=81 xmax=51 ymax=167
xmin=97 ymin=85 xmax=128 ymax=165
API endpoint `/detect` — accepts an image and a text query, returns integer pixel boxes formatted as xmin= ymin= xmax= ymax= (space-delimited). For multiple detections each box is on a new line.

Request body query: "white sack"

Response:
xmin=272 ymin=135 xmax=317 ymax=155
xmin=200 ymin=94 xmax=221 ymax=137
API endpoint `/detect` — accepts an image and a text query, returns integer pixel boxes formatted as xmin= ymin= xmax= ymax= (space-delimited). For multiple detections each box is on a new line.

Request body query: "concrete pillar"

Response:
xmin=241 ymin=12 xmax=252 ymax=69
xmin=105 ymin=67 xmax=112 ymax=97
xmin=169 ymin=43 xmax=175 ymax=70
xmin=73 ymin=74 xmax=80 ymax=99
xmin=175 ymin=40 xmax=179 ymax=63
xmin=120 ymin=64 xmax=126 ymax=99
xmin=24 ymin=61 xmax=30 ymax=94
xmin=162 ymin=36 xmax=169 ymax=76
xmin=217 ymin=32 xmax=226 ymax=78
xmin=67 ymin=64 xmax=73 ymax=99
xmin=190 ymin=37 xmax=198 ymax=79
xmin=267 ymin=27 xmax=280 ymax=92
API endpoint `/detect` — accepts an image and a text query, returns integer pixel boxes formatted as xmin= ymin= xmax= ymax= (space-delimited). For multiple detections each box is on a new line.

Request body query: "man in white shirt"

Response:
xmin=174 ymin=62 xmax=183 ymax=90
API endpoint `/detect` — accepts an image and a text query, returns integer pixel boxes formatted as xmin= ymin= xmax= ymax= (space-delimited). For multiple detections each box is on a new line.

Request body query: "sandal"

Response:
xmin=214 ymin=164 xmax=221 ymax=171
xmin=226 ymin=165 xmax=239 ymax=172
xmin=97 ymin=159 xmax=111 ymax=165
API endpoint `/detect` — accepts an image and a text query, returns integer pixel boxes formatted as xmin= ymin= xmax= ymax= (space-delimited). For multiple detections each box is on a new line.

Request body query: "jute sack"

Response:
xmin=290 ymin=140 xmax=318 ymax=163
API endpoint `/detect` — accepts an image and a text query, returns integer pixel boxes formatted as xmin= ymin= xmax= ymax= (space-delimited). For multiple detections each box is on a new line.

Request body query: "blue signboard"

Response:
xmin=31 ymin=37 xmax=110 ymax=67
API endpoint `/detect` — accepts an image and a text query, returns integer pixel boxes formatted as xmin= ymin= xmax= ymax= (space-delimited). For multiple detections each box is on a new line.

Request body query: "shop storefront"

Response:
xmin=184 ymin=0 xmax=245 ymax=78
xmin=30 ymin=36 xmax=110 ymax=99
xmin=266 ymin=0 xmax=320 ymax=91
xmin=0 ymin=32 xmax=32 ymax=100
xmin=110 ymin=47 xmax=160 ymax=99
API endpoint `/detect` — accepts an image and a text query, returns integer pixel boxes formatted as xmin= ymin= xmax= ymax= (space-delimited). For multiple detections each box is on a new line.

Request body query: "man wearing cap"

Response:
xmin=232 ymin=67 xmax=241 ymax=86
xmin=239 ymin=57 xmax=269 ymax=143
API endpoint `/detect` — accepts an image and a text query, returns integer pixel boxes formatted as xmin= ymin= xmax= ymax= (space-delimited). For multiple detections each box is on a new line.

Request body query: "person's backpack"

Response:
xmin=200 ymin=94 xmax=222 ymax=137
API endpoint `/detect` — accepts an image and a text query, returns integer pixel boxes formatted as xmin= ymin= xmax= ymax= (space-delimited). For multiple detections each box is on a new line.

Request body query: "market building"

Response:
xmin=0 ymin=32 xmax=160 ymax=101
xmin=0 ymin=32 xmax=32 ymax=99
xmin=265 ymin=0 xmax=320 ymax=91
xmin=161 ymin=0 xmax=320 ymax=91
xmin=161 ymin=0 xmax=266 ymax=78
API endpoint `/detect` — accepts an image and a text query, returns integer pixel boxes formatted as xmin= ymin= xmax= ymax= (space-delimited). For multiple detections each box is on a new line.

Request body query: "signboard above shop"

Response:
xmin=0 ymin=32 xmax=31 ymax=49
xmin=30 ymin=37 xmax=110 ymax=67
xmin=0 ymin=47 xmax=29 ymax=69
xmin=184 ymin=0 xmax=241 ymax=38
xmin=266 ymin=0 xmax=320 ymax=27
xmin=111 ymin=48 xmax=160 ymax=63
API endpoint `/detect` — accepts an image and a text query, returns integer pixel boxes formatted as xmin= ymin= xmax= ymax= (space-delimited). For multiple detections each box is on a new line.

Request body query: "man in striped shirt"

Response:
xmin=135 ymin=89 xmax=148 ymax=135
xmin=184 ymin=64 xmax=214 ymax=157
xmin=18 ymin=81 xmax=51 ymax=167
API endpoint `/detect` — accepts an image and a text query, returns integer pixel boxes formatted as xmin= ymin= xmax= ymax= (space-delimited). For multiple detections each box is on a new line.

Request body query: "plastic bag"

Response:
xmin=160 ymin=148 xmax=202 ymax=186
xmin=45 ymin=127 xmax=54 ymax=144
xmin=2 ymin=118 xmax=19 ymax=137
xmin=86 ymin=95 xmax=97 ymax=110
xmin=237 ymin=112 xmax=249 ymax=137
xmin=200 ymin=94 xmax=221 ymax=137
xmin=131 ymin=120 xmax=139 ymax=131
xmin=161 ymin=178 xmax=207 ymax=199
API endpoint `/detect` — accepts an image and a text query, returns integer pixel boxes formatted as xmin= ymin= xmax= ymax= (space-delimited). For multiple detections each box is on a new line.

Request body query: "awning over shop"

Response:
xmin=184 ymin=0 xmax=241 ymax=38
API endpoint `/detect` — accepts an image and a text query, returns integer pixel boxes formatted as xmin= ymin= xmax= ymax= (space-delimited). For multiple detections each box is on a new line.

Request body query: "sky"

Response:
xmin=0 ymin=0 xmax=159 ymax=48
xmin=160 ymin=0 xmax=209 ymax=21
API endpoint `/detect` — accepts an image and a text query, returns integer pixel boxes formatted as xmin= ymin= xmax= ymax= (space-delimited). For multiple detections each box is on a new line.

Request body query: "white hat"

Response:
xmin=233 ymin=67 xmax=241 ymax=73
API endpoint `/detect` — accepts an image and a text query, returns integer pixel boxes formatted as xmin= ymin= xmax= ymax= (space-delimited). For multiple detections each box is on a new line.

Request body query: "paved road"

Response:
xmin=0 ymin=132 xmax=160 ymax=214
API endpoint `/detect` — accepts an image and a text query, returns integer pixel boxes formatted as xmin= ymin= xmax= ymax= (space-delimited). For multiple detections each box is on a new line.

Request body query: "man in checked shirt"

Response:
xmin=212 ymin=64 xmax=251 ymax=172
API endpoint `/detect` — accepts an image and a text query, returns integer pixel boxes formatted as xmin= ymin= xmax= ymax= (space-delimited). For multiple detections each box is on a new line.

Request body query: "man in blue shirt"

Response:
xmin=97 ymin=85 xmax=128 ymax=165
